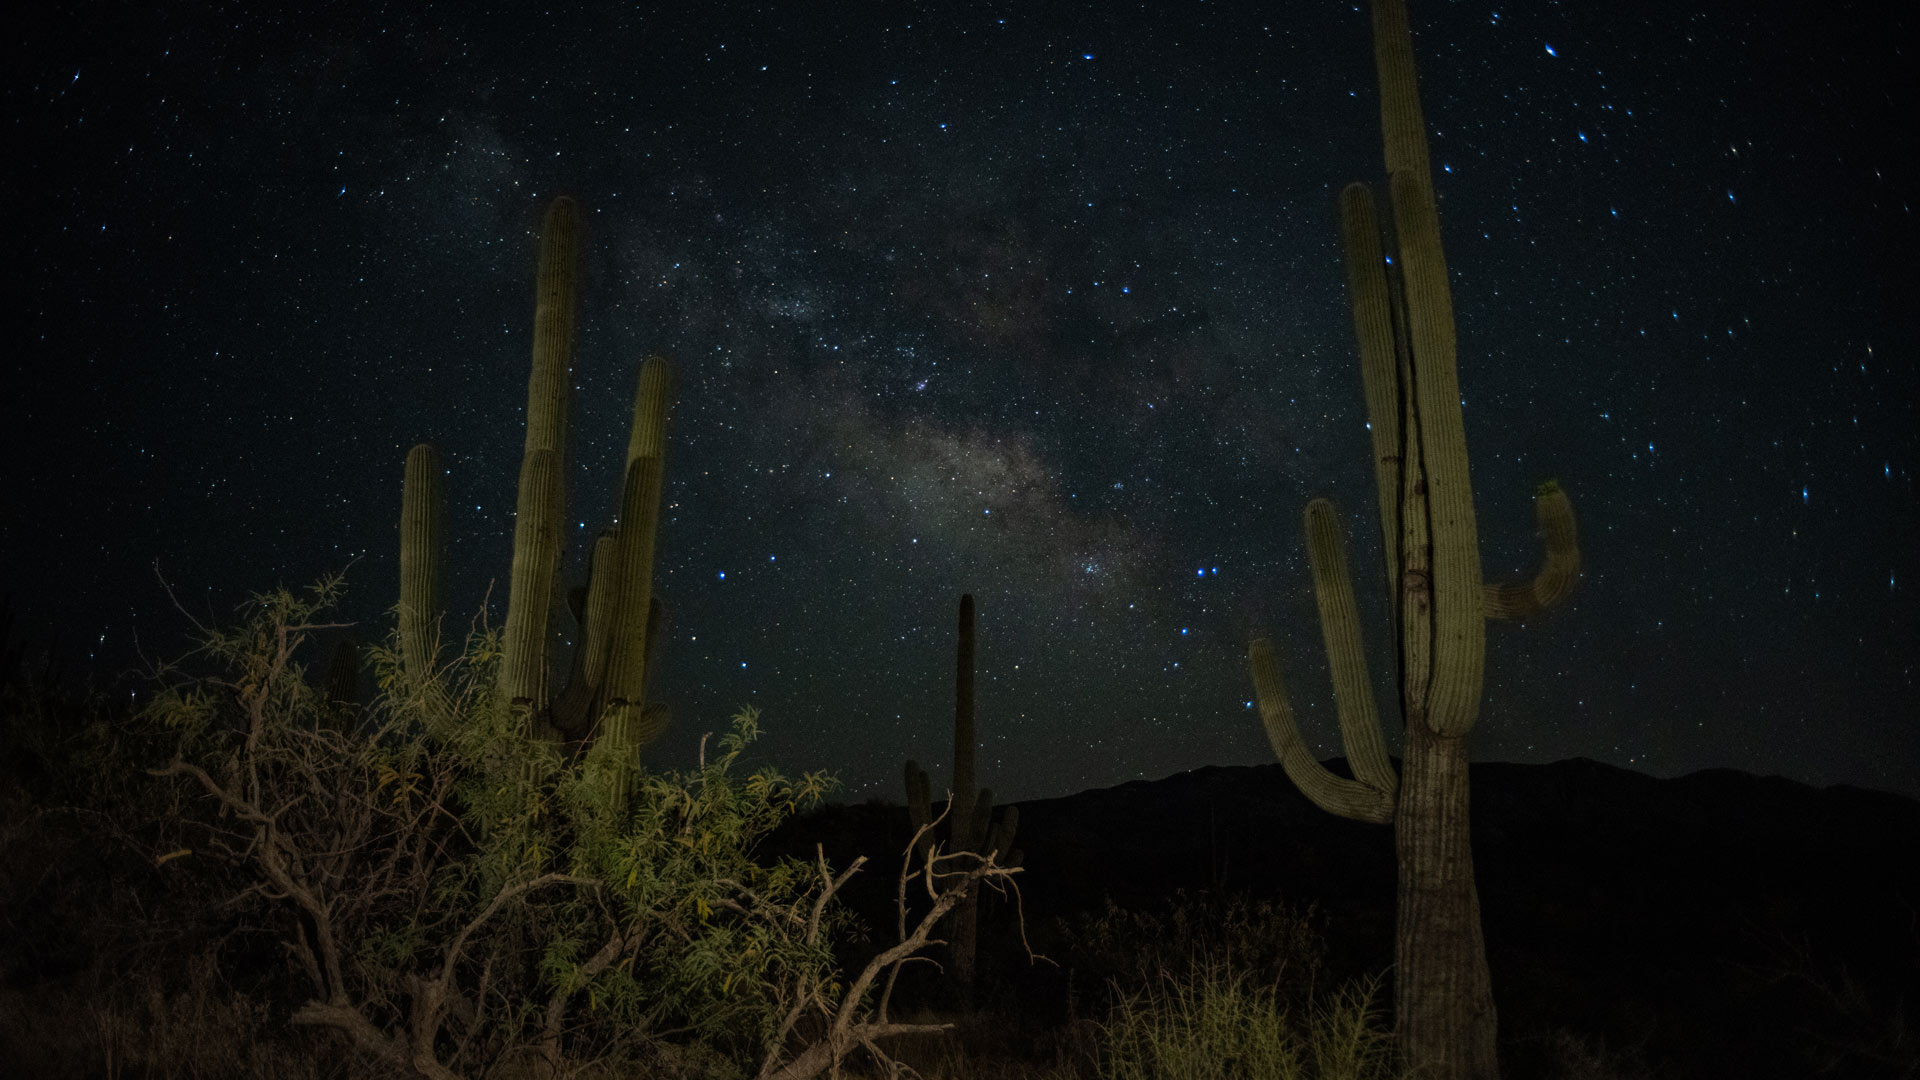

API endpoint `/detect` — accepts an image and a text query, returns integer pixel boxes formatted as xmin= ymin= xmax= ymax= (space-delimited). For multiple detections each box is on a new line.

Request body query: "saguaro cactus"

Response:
xmin=399 ymin=442 xmax=446 ymax=686
xmin=398 ymin=198 xmax=676 ymax=807
xmin=904 ymin=593 xmax=1019 ymax=1004
xmin=502 ymin=196 xmax=579 ymax=712
xmin=1247 ymin=3 xmax=1581 ymax=1078
xmin=587 ymin=356 xmax=675 ymax=799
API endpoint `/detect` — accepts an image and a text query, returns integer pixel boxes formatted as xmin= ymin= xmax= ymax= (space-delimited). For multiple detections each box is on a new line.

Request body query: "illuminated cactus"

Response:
xmin=501 ymin=196 xmax=578 ymax=711
xmin=597 ymin=358 xmax=673 ymax=766
xmin=399 ymin=442 xmax=445 ymax=686
xmin=1247 ymin=3 xmax=1581 ymax=1077
xmin=904 ymin=593 xmax=1020 ymax=1003
xmin=397 ymin=197 xmax=676 ymax=807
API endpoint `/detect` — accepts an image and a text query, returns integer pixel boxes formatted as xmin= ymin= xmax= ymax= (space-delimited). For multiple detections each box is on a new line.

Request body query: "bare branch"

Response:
xmin=759 ymin=826 xmax=1023 ymax=1080
xmin=541 ymin=923 xmax=627 ymax=1065
xmin=409 ymin=871 xmax=602 ymax=1058
xmin=289 ymin=1001 xmax=418 ymax=1074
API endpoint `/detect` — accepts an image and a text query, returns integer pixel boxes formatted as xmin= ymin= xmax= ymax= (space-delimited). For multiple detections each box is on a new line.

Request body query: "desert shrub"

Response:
xmin=1055 ymin=888 xmax=1328 ymax=1010
xmin=0 ymin=615 xmax=298 ymax=1079
xmin=1037 ymin=890 xmax=1404 ymax=1080
xmin=1078 ymin=962 xmax=1397 ymax=1080
xmin=2 ymin=577 xmax=1020 ymax=1079
xmin=125 ymin=576 xmax=851 ymax=1077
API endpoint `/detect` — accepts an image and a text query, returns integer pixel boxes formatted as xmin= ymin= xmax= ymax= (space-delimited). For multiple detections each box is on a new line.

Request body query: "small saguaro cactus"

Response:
xmin=398 ymin=442 xmax=445 ymax=687
xmin=397 ymin=197 xmax=677 ymax=807
xmin=904 ymin=758 xmax=1021 ymax=870
xmin=904 ymin=593 xmax=1021 ymax=1003
xmin=1246 ymin=3 xmax=1582 ymax=1078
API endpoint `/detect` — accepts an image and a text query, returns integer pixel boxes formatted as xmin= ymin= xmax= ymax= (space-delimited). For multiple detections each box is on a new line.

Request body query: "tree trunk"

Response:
xmin=1394 ymin=718 xmax=1499 ymax=1079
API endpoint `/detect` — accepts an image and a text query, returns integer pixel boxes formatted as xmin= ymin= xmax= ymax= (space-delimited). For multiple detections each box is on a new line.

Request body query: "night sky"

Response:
xmin=10 ymin=1 xmax=1915 ymax=803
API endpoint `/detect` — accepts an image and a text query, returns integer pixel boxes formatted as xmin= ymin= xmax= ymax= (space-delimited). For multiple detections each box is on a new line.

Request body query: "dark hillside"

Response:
xmin=774 ymin=759 xmax=1920 ymax=1079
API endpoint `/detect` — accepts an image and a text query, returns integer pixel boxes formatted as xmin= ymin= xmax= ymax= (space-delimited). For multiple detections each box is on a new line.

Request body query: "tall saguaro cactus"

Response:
xmin=1247 ymin=3 xmax=1581 ymax=1078
xmin=905 ymin=593 xmax=1020 ymax=1004
xmin=502 ymin=196 xmax=579 ymax=712
xmin=398 ymin=197 xmax=676 ymax=808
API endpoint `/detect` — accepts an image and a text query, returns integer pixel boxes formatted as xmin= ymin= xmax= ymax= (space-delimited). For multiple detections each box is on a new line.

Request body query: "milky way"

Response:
xmin=11 ymin=1 xmax=1915 ymax=800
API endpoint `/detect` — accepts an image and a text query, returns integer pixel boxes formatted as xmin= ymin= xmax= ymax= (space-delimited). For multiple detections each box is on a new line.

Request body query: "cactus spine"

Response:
xmin=905 ymin=593 xmax=1019 ymax=1004
xmin=1247 ymin=3 xmax=1581 ymax=1077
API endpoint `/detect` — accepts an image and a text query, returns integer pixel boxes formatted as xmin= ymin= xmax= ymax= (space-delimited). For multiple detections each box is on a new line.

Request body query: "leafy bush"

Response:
xmin=1088 ymin=962 xmax=1398 ymax=1080
xmin=125 ymin=576 xmax=892 ymax=1077
xmin=1042 ymin=891 xmax=1401 ymax=1080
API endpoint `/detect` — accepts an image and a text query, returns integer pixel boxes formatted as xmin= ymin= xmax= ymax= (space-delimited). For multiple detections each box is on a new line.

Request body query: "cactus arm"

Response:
xmin=600 ymin=459 xmax=663 ymax=749
xmin=584 ymin=356 xmax=672 ymax=796
xmin=985 ymin=804 xmax=1019 ymax=865
xmin=969 ymin=788 xmax=995 ymax=850
xmin=1249 ymin=637 xmax=1396 ymax=825
xmin=399 ymin=442 xmax=445 ymax=684
xmin=903 ymin=761 xmax=933 ymax=861
xmin=603 ymin=358 xmax=673 ymax=710
xmin=557 ymin=350 xmax=670 ymax=738
xmin=623 ymin=355 xmax=672 ymax=468
xmin=1338 ymin=183 xmax=1405 ymax=597
xmin=1484 ymin=481 xmax=1581 ymax=621
xmin=1305 ymin=499 xmax=1401 ymax=801
xmin=502 ymin=447 xmax=563 ymax=708
xmin=549 ymin=532 xmax=617 ymax=738
xmin=581 ymin=531 xmax=620 ymax=688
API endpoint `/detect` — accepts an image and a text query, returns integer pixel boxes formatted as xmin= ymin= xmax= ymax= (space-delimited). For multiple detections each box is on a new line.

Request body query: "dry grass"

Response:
xmin=1 ymin=957 xmax=343 ymax=1080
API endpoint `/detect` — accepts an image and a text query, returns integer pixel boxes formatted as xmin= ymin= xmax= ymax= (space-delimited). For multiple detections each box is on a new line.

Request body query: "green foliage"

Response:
xmin=135 ymin=574 xmax=848 ymax=1076
xmin=1037 ymin=892 xmax=1403 ymax=1080
xmin=1082 ymin=963 xmax=1400 ymax=1080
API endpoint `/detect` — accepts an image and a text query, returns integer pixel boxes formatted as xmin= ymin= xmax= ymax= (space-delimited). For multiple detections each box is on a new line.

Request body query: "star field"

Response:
xmin=8 ymin=1 xmax=1915 ymax=801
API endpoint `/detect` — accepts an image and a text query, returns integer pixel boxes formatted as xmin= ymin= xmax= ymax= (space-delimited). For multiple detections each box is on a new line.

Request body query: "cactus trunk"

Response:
xmin=1396 ymin=720 xmax=1498 ymax=1077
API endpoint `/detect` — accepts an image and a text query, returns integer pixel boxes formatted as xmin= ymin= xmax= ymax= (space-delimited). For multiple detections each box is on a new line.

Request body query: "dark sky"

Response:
xmin=9 ymin=1 xmax=1915 ymax=803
